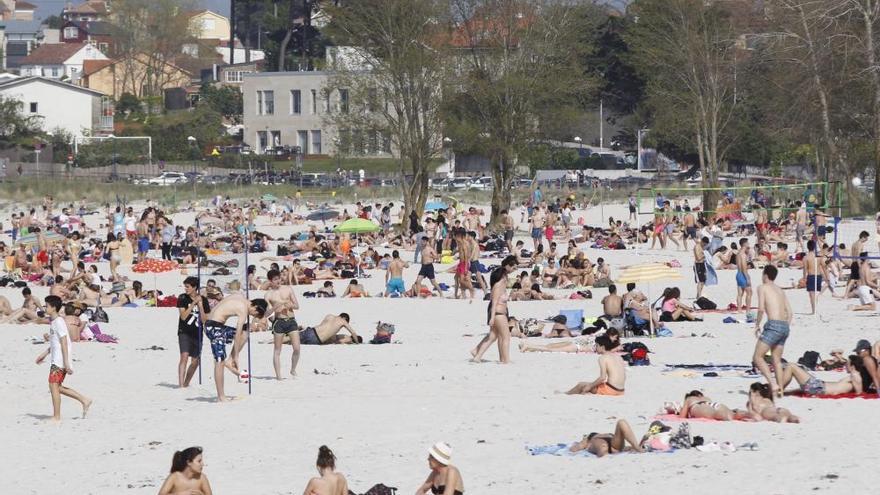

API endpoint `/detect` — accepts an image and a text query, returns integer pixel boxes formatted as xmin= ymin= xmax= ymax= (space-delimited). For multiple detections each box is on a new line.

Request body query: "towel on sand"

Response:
xmin=789 ymin=391 xmax=879 ymax=400
xmin=526 ymin=444 xmax=594 ymax=457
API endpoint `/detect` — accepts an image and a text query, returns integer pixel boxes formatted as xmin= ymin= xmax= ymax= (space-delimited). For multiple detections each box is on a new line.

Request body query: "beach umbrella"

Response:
xmin=616 ymin=263 xmax=682 ymax=336
xmin=425 ymin=200 xmax=447 ymax=211
xmin=15 ymin=231 xmax=65 ymax=247
xmin=333 ymin=218 xmax=380 ymax=234
xmin=307 ymin=208 xmax=339 ymax=222
xmin=132 ymin=258 xmax=180 ymax=273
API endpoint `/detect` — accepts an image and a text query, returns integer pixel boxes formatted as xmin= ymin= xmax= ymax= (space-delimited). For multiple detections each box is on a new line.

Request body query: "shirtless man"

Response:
xmin=530 ymin=205 xmax=545 ymax=252
xmin=501 ymin=209 xmax=515 ymax=253
xmin=600 ymin=284 xmax=623 ymax=319
xmin=264 ymin=269 xmax=301 ymax=380
xmin=848 ymin=256 xmax=879 ymax=311
xmin=694 ymin=236 xmax=708 ymax=299
xmin=299 ymin=313 xmax=361 ymax=345
xmin=341 ymin=279 xmax=368 ymax=297
xmin=202 ymin=294 xmax=267 ymax=402
xmin=803 ymin=239 xmax=823 ymax=315
xmin=455 ymin=229 xmax=475 ymax=299
xmin=794 ymin=201 xmax=808 ymax=253
xmin=384 ymin=250 xmax=407 ymax=297
xmin=752 ymin=265 xmax=792 ymax=397
xmin=847 ymin=231 xmax=870 ymax=294
xmin=682 ymin=210 xmax=697 ymax=251
xmin=563 ymin=336 xmax=626 ymax=395
xmin=735 ymin=238 xmax=752 ymax=311
xmin=468 ymin=231 xmax=487 ymax=293
xmin=414 ymin=239 xmax=443 ymax=295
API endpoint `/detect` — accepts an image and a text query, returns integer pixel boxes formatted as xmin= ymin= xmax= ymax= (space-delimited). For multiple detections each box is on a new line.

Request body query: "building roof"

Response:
xmin=0 ymin=75 xmax=106 ymax=96
xmin=65 ymin=20 xmax=113 ymax=36
xmin=65 ymin=1 xmax=110 ymax=15
xmin=20 ymin=42 xmax=92 ymax=65
xmin=82 ymin=58 xmax=112 ymax=76
xmin=0 ymin=18 xmax=44 ymax=34
xmin=15 ymin=1 xmax=37 ymax=10
xmin=183 ymin=9 xmax=226 ymax=20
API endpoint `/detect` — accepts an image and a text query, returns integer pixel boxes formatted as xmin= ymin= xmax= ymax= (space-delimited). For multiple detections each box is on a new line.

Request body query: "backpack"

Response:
xmin=694 ymin=297 xmax=717 ymax=310
xmin=361 ymin=484 xmax=397 ymax=495
xmin=622 ymin=341 xmax=651 ymax=366
xmin=797 ymin=351 xmax=820 ymax=370
xmin=90 ymin=305 xmax=109 ymax=323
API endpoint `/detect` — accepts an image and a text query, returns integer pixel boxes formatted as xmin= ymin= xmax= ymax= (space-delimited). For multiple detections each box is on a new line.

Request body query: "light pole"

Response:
xmin=187 ymin=136 xmax=197 ymax=198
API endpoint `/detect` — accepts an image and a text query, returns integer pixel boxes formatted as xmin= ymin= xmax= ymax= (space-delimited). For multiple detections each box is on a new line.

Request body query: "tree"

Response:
xmin=627 ymin=0 xmax=745 ymax=209
xmin=323 ymin=0 xmax=449 ymax=223
xmin=200 ymin=82 xmax=244 ymax=124
xmin=0 ymin=95 xmax=42 ymax=146
xmin=445 ymin=0 xmax=594 ymax=223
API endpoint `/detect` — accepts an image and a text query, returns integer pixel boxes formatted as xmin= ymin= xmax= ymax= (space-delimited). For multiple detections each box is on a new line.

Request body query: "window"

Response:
xmin=29 ymin=102 xmax=38 ymax=113
xmin=367 ymin=131 xmax=379 ymax=154
xmin=338 ymin=129 xmax=351 ymax=154
xmin=297 ymin=130 xmax=308 ymax=154
xmin=324 ymin=91 xmax=331 ymax=113
xmin=202 ymin=18 xmax=216 ymax=31
xmin=339 ymin=89 xmax=349 ymax=113
xmin=311 ymin=130 xmax=322 ymax=154
xmin=257 ymin=90 xmax=274 ymax=115
xmin=63 ymin=26 xmax=79 ymax=39
xmin=290 ymin=89 xmax=301 ymax=115
xmin=50 ymin=67 xmax=60 ymax=77
xmin=382 ymin=132 xmax=392 ymax=153
xmin=99 ymin=43 xmax=109 ymax=52
xmin=367 ymin=88 xmax=378 ymax=113
xmin=225 ymin=71 xmax=241 ymax=83
xmin=311 ymin=89 xmax=317 ymax=114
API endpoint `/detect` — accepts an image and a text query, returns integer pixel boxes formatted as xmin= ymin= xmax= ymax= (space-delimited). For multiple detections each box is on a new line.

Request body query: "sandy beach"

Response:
xmin=2 ymin=200 xmax=879 ymax=495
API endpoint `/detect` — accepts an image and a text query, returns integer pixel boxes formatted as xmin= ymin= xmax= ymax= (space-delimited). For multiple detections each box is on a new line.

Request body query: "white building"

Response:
xmin=18 ymin=42 xmax=107 ymax=81
xmin=0 ymin=76 xmax=113 ymax=137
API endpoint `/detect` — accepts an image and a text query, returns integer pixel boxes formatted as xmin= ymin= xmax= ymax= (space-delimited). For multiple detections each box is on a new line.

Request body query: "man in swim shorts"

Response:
xmin=414 ymin=239 xmax=443 ymax=296
xmin=530 ymin=204 xmax=545 ymax=252
xmin=564 ymin=336 xmax=625 ymax=396
xmin=176 ymin=276 xmax=208 ymax=388
xmin=753 ymin=265 xmax=792 ymax=397
xmin=803 ymin=240 xmax=822 ymax=315
xmin=264 ymin=269 xmax=301 ymax=380
xmin=203 ymin=294 xmax=267 ymax=402
xmin=736 ymin=238 xmax=752 ymax=311
xmin=299 ymin=313 xmax=361 ymax=345
xmin=384 ymin=250 xmax=407 ymax=296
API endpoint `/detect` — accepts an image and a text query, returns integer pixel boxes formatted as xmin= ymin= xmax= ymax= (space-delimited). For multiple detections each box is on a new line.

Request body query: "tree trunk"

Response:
xmin=860 ymin=3 xmax=880 ymax=211
xmin=490 ymin=151 xmax=512 ymax=226
xmin=277 ymin=0 xmax=297 ymax=71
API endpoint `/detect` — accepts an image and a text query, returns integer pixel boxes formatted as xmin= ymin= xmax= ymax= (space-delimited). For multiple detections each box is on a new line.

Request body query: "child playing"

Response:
xmin=35 ymin=295 xmax=92 ymax=422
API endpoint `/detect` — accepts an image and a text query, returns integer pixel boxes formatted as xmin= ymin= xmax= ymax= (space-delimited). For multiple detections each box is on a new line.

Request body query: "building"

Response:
xmin=0 ymin=19 xmax=45 ymax=71
xmin=242 ymin=71 xmax=393 ymax=157
xmin=0 ymin=76 xmax=113 ymax=137
xmin=59 ymin=20 xmax=112 ymax=52
xmin=0 ymin=0 xmax=36 ymax=21
xmin=62 ymin=0 xmax=111 ymax=22
xmin=213 ymin=59 xmax=262 ymax=88
xmin=18 ymin=42 xmax=107 ymax=81
xmin=185 ymin=9 xmax=230 ymax=41
xmin=80 ymin=53 xmax=194 ymax=99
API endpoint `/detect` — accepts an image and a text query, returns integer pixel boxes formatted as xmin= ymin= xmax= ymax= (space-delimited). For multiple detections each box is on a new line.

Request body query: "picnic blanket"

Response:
xmin=653 ymin=414 xmax=754 ymax=423
xmin=526 ymin=443 xmax=594 ymax=457
xmin=788 ymin=391 xmax=879 ymax=399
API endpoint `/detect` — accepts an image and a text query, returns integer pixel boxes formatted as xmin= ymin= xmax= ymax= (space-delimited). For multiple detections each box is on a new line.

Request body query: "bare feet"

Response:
xmin=82 ymin=399 xmax=92 ymax=418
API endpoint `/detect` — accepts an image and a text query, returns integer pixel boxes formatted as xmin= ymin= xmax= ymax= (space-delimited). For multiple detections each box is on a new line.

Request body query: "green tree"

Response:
xmin=0 ymin=95 xmax=42 ymax=146
xmin=200 ymin=82 xmax=244 ymax=124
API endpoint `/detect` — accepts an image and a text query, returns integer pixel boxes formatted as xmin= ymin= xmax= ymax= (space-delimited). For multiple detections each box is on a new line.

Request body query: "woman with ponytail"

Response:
xmin=302 ymin=445 xmax=348 ymax=495
xmin=158 ymin=447 xmax=212 ymax=495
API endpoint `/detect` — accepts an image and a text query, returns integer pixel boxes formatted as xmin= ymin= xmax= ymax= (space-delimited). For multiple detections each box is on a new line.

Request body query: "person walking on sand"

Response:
xmin=414 ymin=239 xmax=444 ymax=296
xmin=564 ymin=335 xmax=625 ymax=395
xmin=735 ymin=238 xmax=752 ymax=310
xmin=803 ymin=239 xmax=823 ymax=315
xmin=752 ymin=265 xmax=792 ymax=398
xmin=264 ymin=269 xmax=301 ymax=380
xmin=158 ymin=447 xmax=213 ymax=495
xmin=302 ymin=446 xmax=348 ymax=495
xmin=203 ymin=294 xmax=267 ymax=402
xmin=35 ymin=295 xmax=91 ymax=422
xmin=471 ymin=255 xmax=517 ymax=364
xmin=694 ymin=236 xmax=708 ymax=299
xmin=417 ymin=442 xmax=465 ymax=495
xmin=385 ymin=250 xmax=407 ymax=297
xmin=177 ymin=276 xmax=209 ymax=388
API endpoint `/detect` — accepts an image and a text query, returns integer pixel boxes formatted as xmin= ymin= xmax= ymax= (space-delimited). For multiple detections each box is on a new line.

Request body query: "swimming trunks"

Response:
xmin=204 ymin=320 xmax=239 ymax=361
xmin=456 ymin=261 xmax=468 ymax=276
xmin=759 ymin=319 xmax=790 ymax=346
xmin=802 ymin=376 xmax=826 ymax=396
xmin=178 ymin=332 xmax=201 ymax=356
xmin=686 ymin=226 xmax=697 ymax=239
xmin=299 ymin=326 xmax=322 ymax=345
xmin=805 ymin=274 xmax=822 ymax=292
xmin=418 ymin=263 xmax=436 ymax=280
xmin=694 ymin=262 xmax=707 ymax=283
xmin=386 ymin=277 xmax=405 ymax=295
xmin=469 ymin=260 xmax=480 ymax=274
xmin=504 ymin=229 xmax=514 ymax=242
xmin=137 ymin=237 xmax=150 ymax=254
xmin=735 ymin=270 xmax=749 ymax=288
xmin=531 ymin=227 xmax=541 ymax=239
xmin=48 ymin=364 xmax=67 ymax=384
xmin=851 ymin=261 xmax=860 ymax=281
xmin=431 ymin=486 xmax=463 ymax=495
xmin=595 ymin=382 xmax=624 ymax=396
xmin=272 ymin=317 xmax=299 ymax=335
xmin=817 ymin=225 xmax=827 ymax=237
xmin=858 ymin=285 xmax=874 ymax=305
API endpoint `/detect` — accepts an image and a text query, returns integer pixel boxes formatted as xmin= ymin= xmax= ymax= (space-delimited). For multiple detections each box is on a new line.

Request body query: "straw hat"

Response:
xmin=428 ymin=442 xmax=452 ymax=465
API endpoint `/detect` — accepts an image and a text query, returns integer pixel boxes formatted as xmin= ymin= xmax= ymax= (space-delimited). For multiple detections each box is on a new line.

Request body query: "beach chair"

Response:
xmin=558 ymin=309 xmax=584 ymax=332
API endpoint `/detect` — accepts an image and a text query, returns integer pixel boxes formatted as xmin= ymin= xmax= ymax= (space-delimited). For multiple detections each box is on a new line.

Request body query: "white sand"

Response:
xmin=1 ymin=200 xmax=878 ymax=494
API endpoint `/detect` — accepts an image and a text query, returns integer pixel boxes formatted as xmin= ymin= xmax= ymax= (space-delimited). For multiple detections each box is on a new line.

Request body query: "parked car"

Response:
xmin=147 ymin=172 xmax=187 ymax=186
xmin=469 ymin=176 xmax=493 ymax=190
xmin=431 ymin=178 xmax=451 ymax=190
xmin=450 ymin=177 xmax=473 ymax=190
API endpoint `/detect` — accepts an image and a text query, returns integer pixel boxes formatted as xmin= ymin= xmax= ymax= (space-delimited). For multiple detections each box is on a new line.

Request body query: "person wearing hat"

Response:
xmin=568 ymin=419 xmax=647 ymax=457
xmin=417 ymin=442 xmax=464 ymax=495
xmin=853 ymin=339 xmax=880 ymax=395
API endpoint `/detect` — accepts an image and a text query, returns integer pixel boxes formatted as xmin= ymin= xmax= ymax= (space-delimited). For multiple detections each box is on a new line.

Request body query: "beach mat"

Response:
xmin=653 ymin=414 xmax=754 ymax=423
xmin=526 ymin=444 xmax=677 ymax=457
xmin=789 ymin=391 xmax=880 ymax=400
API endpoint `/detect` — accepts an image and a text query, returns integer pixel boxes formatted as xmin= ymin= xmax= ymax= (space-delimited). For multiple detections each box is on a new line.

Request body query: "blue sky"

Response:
xmin=26 ymin=0 xmax=230 ymax=20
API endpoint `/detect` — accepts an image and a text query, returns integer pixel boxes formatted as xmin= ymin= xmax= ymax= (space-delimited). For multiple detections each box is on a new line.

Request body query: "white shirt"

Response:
xmin=49 ymin=316 xmax=72 ymax=368
xmin=125 ymin=215 xmax=136 ymax=232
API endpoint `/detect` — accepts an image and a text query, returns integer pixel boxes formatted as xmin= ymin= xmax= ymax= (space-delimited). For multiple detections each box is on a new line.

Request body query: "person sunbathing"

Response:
xmin=0 ymin=287 xmax=48 ymax=324
xmin=520 ymin=329 xmax=620 ymax=353
xmin=341 ymin=279 xmax=368 ymax=298
xmin=568 ymin=419 xmax=646 ymax=457
xmin=563 ymin=336 xmax=625 ymax=395
xmin=677 ymin=390 xmax=747 ymax=421
xmin=658 ymin=288 xmax=702 ymax=322
xmin=746 ymin=382 xmax=800 ymax=422
xmin=779 ymin=361 xmax=858 ymax=396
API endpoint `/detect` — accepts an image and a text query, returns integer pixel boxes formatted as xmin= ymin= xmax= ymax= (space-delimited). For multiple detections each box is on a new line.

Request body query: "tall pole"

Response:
xmin=599 ymin=99 xmax=604 ymax=149
xmin=230 ymin=0 xmax=235 ymax=65
xmin=244 ymin=223 xmax=252 ymax=395
xmin=196 ymin=217 xmax=202 ymax=385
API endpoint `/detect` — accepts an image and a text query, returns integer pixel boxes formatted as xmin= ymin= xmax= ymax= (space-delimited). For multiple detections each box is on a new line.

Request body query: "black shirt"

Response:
xmin=177 ymin=293 xmax=209 ymax=338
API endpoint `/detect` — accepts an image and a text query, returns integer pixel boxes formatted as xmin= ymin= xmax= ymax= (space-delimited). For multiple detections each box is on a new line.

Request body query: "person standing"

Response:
xmin=803 ymin=239 xmax=823 ymax=315
xmin=530 ymin=205 xmax=545 ymax=252
xmin=501 ymin=209 xmax=514 ymax=254
xmin=264 ymin=269 xmax=301 ymax=380
xmin=735 ymin=238 xmax=752 ymax=311
xmin=694 ymin=236 xmax=708 ymax=299
xmin=177 ymin=276 xmax=208 ymax=388
xmin=384 ymin=250 xmax=407 ymax=297
xmin=628 ymin=193 xmax=637 ymax=222
xmin=471 ymin=255 xmax=517 ymax=363
xmin=414 ymin=239 xmax=443 ymax=296
xmin=752 ymin=265 xmax=792 ymax=398
xmin=35 ymin=295 xmax=92 ymax=421
xmin=202 ymin=294 xmax=267 ymax=402
xmin=159 ymin=217 xmax=175 ymax=261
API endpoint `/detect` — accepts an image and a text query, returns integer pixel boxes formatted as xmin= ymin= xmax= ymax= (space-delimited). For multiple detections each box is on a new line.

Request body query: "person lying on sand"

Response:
xmin=676 ymin=390 xmax=749 ymax=421
xmin=568 ymin=419 xmax=646 ymax=457
xmin=746 ymin=382 xmax=799 ymax=422
xmin=520 ymin=329 xmax=620 ymax=354
xmin=563 ymin=335 xmax=625 ymax=395
xmin=299 ymin=313 xmax=362 ymax=345
xmin=778 ymin=361 xmax=861 ymax=396
xmin=342 ymin=279 xmax=369 ymax=298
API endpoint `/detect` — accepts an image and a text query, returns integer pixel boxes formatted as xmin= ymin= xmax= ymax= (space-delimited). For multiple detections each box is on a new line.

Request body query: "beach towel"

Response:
xmin=87 ymin=323 xmax=118 ymax=344
xmin=664 ymin=364 xmax=754 ymax=371
xmin=789 ymin=391 xmax=880 ymax=399
xmin=653 ymin=414 xmax=754 ymax=423
xmin=704 ymin=250 xmax=718 ymax=286
xmin=526 ymin=443 xmax=594 ymax=457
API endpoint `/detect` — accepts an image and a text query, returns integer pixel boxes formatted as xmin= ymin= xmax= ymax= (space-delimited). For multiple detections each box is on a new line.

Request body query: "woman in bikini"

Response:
xmin=568 ymin=419 xmax=646 ymax=457
xmin=416 ymin=442 xmax=464 ymax=495
xmin=302 ymin=445 xmax=348 ymax=495
xmin=658 ymin=288 xmax=702 ymax=322
xmin=678 ymin=390 xmax=746 ymax=421
xmin=747 ymin=382 xmax=800 ymax=422
xmin=519 ymin=329 xmax=620 ymax=353
xmin=157 ymin=446 xmax=212 ymax=495
xmin=106 ymin=233 xmax=121 ymax=281
xmin=471 ymin=255 xmax=517 ymax=364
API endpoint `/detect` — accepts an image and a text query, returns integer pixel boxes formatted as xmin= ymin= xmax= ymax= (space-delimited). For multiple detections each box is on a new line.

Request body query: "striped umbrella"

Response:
xmin=616 ymin=263 xmax=682 ymax=336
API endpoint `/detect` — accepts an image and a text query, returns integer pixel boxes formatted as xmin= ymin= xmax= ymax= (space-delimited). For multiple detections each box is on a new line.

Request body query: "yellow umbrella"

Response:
xmin=616 ymin=263 xmax=682 ymax=336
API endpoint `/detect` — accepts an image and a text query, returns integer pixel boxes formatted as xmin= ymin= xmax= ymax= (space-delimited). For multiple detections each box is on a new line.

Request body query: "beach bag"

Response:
xmin=694 ymin=297 xmax=717 ymax=310
xmin=91 ymin=305 xmax=109 ymax=323
xmin=797 ymin=351 xmax=820 ymax=371
xmin=362 ymin=483 xmax=397 ymax=495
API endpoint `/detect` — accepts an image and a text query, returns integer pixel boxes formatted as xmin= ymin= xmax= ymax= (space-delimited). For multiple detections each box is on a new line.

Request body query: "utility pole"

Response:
xmin=230 ymin=0 xmax=236 ymax=65
xmin=599 ymin=99 xmax=604 ymax=149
